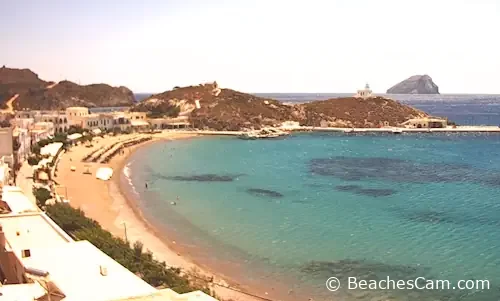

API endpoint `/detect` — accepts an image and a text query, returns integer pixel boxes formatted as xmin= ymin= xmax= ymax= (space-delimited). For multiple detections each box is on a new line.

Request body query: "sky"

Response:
xmin=1 ymin=0 xmax=499 ymax=94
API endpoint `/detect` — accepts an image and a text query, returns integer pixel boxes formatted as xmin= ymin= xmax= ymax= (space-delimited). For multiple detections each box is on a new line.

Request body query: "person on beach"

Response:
xmin=145 ymin=182 xmax=148 ymax=189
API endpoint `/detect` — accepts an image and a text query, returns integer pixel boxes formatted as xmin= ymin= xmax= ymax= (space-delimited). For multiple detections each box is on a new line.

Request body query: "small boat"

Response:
xmin=238 ymin=132 xmax=258 ymax=140
xmin=239 ymin=128 xmax=290 ymax=139
xmin=343 ymin=128 xmax=355 ymax=134
xmin=391 ymin=128 xmax=403 ymax=134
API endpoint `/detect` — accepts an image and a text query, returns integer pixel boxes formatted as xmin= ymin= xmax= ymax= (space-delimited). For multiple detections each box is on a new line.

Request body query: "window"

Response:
xmin=21 ymin=249 xmax=31 ymax=258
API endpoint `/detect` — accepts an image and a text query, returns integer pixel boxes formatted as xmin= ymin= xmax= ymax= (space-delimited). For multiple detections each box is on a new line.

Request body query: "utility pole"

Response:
xmin=121 ymin=221 xmax=128 ymax=244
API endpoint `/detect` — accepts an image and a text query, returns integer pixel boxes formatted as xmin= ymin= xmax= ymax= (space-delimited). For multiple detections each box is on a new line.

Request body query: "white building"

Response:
xmin=0 ymin=188 xmax=219 ymax=301
xmin=0 ymin=161 xmax=10 ymax=186
xmin=354 ymin=83 xmax=373 ymax=99
xmin=0 ymin=127 xmax=14 ymax=167
xmin=12 ymin=128 xmax=31 ymax=163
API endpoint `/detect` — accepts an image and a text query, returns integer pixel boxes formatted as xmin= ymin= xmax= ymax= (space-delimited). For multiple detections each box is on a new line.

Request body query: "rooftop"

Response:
xmin=0 ymin=212 xmax=73 ymax=254
xmin=67 ymin=133 xmax=83 ymax=141
xmin=112 ymin=289 xmax=218 ymax=301
xmin=131 ymin=120 xmax=150 ymax=127
xmin=0 ymin=283 xmax=47 ymax=301
xmin=1 ymin=186 xmax=37 ymax=214
xmin=21 ymin=240 xmax=157 ymax=301
xmin=40 ymin=142 xmax=63 ymax=157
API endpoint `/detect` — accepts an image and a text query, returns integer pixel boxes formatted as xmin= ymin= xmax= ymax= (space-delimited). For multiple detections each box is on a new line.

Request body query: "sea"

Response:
xmin=124 ymin=93 xmax=500 ymax=301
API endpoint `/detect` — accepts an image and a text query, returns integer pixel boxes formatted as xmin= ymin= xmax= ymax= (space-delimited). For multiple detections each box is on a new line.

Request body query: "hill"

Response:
xmin=0 ymin=67 xmax=49 ymax=109
xmin=387 ymin=75 xmax=440 ymax=94
xmin=0 ymin=66 xmax=135 ymax=110
xmin=131 ymin=83 xmax=428 ymax=130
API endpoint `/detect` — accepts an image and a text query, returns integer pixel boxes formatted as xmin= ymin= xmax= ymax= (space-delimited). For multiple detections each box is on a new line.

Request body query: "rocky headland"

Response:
xmin=0 ymin=66 xmax=135 ymax=110
xmin=132 ymin=82 xmax=428 ymax=130
xmin=387 ymin=75 xmax=440 ymax=94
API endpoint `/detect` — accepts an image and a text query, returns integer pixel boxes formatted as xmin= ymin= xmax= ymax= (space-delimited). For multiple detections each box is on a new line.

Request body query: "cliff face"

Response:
xmin=0 ymin=67 xmax=135 ymax=110
xmin=387 ymin=75 xmax=439 ymax=94
xmin=133 ymin=83 xmax=428 ymax=130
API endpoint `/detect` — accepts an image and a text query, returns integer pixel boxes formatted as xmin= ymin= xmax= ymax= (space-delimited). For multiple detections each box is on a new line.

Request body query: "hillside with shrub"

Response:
xmin=132 ymin=83 xmax=428 ymax=130
xmin=0 ymin=66 xmax=135 ymax=110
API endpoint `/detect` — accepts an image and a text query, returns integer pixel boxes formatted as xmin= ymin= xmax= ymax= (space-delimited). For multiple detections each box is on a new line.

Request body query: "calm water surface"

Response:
xmin=126 ymin=132 xmax=500 ymax=301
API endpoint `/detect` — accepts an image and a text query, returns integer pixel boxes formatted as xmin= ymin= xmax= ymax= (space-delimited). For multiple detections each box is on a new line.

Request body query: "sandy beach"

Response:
xmin=54 ymin=131 xmax=278 ymax=301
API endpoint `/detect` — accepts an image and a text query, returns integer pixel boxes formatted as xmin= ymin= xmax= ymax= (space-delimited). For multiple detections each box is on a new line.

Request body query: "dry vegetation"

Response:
xmin=133 ymin=84 xmax=428 ymax=130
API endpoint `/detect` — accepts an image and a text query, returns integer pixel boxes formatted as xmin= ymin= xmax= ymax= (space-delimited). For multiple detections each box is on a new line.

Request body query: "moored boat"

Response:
xmin=391 ymin=128 xmax=403 ymax=134
xmin=238 ymin=128 xmax=290 ymax=139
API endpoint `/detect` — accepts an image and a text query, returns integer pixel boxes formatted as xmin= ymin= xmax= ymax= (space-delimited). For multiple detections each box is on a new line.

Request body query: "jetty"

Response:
xmin=298 ymin=126 xmax=500 ymax=133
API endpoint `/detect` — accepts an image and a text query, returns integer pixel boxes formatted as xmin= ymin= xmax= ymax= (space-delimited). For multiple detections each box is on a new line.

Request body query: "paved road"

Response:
xmin=16 ymin=161 xmax=37 ymax=206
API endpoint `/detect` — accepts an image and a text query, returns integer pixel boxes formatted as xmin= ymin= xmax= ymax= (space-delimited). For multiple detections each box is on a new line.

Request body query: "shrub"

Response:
xmin=45 ymin=203 xmax=213 ymax=295
xmin=27 ymin=156 xmax=41 ymax=166
xmin=33 ymin=187 xmax=51 ymax=207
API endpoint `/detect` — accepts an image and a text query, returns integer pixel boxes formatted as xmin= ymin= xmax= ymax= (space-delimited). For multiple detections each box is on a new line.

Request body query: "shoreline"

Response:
xmin=55 ymin=132 xmax=294 ymax=301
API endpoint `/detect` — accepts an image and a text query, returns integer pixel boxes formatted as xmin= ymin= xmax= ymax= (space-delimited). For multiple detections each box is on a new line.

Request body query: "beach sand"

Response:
xmin=54 ymin=131 xmax=278 ymax=301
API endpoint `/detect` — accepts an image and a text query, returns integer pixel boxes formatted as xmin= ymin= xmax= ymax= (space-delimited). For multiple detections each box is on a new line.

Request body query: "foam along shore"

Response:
xmin=53 ymin=131 xmax=276 ymax=301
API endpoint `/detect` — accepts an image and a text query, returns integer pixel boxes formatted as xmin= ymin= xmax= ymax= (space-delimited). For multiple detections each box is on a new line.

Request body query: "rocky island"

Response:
xmin=0 ymin=66 xmax=135 ymax=110
xmin=387 ymin=75 xmax=440 ymax=94
xmin=132 ymin=82 xmax=428 ymax=130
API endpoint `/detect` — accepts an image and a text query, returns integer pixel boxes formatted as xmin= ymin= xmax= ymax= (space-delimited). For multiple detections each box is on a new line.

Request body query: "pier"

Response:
xmin=298 ymin=126 xmax=500 ymax=133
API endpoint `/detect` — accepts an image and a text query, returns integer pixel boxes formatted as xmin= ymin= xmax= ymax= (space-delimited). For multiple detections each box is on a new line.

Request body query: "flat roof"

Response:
xmin=0 ymin=212 xmax=73 ymax=254
xmin=40 ymin=142 xmax=63 ymax=157
xmin=1 ymin=186 xmax=37 ymax=214
xmin=131 ymin=120 xmax=150 ymax=126
xmin=22 ymin=240 xmax=157 ymax=301
xmin=67 ymin=133 xmax=83 ymax=141
xmin=0 ymin=283 xmax=46 ymax=301
xmin=66 ymin=106 xmax=89 ymax=110
xmin=113 ymin=289 xmax=218 ymax=301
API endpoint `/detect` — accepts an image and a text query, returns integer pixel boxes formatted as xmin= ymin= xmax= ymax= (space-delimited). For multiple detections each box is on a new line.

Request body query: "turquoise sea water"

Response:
xmin=125 ymin=133 xmax=500 ymax=301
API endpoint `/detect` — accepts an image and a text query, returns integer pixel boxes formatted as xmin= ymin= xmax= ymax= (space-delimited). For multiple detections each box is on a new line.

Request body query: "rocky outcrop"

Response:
xmin=0 ymin=66 xmax=136 ymax=110
xmin=387 ymin=75 xmax=439 ymax=94
xmin=133 ymin=83 xmax=428 ymax=130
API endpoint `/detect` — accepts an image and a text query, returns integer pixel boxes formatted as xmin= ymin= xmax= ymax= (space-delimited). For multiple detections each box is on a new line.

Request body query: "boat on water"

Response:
xmin=238 ymin=132 xmax=259 ymax=140
xmin=391 ymin=128 xmax=403 ymax=134
xmin=343 ymin=128 xmax=355 ymax=134
xmin=238 ymin=128 xmax=290 ymax=140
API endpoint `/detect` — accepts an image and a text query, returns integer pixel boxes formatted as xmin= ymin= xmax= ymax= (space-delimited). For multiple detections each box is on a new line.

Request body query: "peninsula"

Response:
xmin=132 ymin=82 xmax=428 ymax=130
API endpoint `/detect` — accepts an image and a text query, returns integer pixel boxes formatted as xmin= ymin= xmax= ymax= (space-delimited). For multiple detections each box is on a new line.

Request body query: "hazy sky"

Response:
xmin=1 ymin=0 xmax=499 ymax=93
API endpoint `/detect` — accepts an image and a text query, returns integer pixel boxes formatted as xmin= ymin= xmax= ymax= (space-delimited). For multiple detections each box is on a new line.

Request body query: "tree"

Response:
xmin=67 ymin=125 xmax=84 ymax=135
xmin=0 ymin=119 xmax=10 ymax=128
xmin=27 ymin=156 xmax=41 ymax=166
xmin=33 ymin=187 xmax=51 ymax=207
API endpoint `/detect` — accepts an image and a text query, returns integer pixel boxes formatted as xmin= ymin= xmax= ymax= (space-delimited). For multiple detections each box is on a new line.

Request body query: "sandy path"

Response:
xmin=54 ymin=132 xmax=270 ymax=301
xmin=0 ymin=94 xmax=19 ymax=113
xmin=46 ymin=82 xmax=58 ymax=89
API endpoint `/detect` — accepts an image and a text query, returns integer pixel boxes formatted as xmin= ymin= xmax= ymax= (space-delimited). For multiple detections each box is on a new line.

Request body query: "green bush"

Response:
xmin=67 ymin=125 xmax=84 ymax=135
xmin=27 ymin=156 xmax=41 ymax=166
xmin=45 ymin=203 xmax=213 ymax=295
xmin=33 ymin=187 xmax=51 ymax=207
